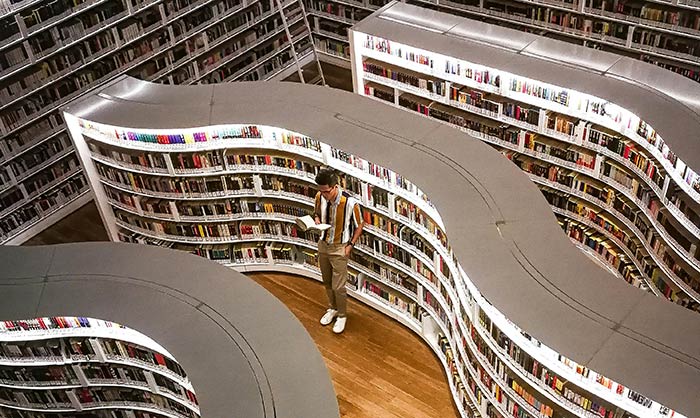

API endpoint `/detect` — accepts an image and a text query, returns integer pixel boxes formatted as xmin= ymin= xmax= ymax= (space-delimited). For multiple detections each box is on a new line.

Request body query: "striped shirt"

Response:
xmin=314 ymin=189 xmax=363 ymax=244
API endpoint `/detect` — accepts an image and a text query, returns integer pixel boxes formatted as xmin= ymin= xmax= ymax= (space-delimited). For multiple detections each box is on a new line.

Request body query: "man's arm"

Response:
xmin=345 ymin=203 xmax=364 ymax=256
xmin=349 ymin=222 xmax=364 ymax=246
xmin=314 ymin=192 xmax=321 ymax=224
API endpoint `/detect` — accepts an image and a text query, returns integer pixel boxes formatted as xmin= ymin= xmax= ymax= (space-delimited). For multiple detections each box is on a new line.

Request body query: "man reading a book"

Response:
xmin=314 ymin=168 xmax=364 ymax=334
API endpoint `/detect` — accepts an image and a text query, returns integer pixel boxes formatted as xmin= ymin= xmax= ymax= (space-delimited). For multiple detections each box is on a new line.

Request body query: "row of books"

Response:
xmin=0 ymin=407 xmax=162 ymax=418
xmin=450 ymin=88 xmax=501 ymax=115
xmin=363 ymin=62 xmax=422 ymax=89
xmin=305 ymin=0 xmax=370 ymax=21
xmin=545 ymin=115 xmax=576 ymax=137
xmin=642 ymin=54 xmax=700 ymax=83
xmin=633 ymin=29 xmax=699 ymax=57
xmin=363 ymin=35 xmax=434 ymax=68
xmin=423 ymin=291 xmax=448 ymax=325
xmin=97 ymin=163 xmax=254 ymax=195
xmin=0 ymin=317 xmax=121 ymax=333
xmin=91 ymin=144 xmax=169 ymax=171
xmin=99 ymin=338 xmax=186 ymax=378
xmin=364 ymin=85 xmax=394 ymax=103
xmin=277 ymin=131 xmax=321 ymax=152
xmin=360 ymin=280 xmax=420 ymax=320
xmin=443 ymin=60 xmax=501 ymax=89
xmin=226 ymin=154 xmax=318 ymax=175
xmin=84 ymin=123 xmax=263 ymax=145
xmin=525 ymin=135 xmax=596 ymax=170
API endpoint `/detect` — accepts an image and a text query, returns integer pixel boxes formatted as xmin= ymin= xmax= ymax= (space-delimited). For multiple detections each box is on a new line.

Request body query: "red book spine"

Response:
xmin=154 ymin=353 xmax=165 ymax=366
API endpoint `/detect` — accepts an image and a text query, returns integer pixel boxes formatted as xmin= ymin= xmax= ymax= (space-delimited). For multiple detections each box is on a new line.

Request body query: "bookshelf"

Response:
xmin=0 ymin=0 xmax=324 ymax=245
xmin=61 ymin=76 xmax=700 ymax=418
xmin=0 ymin=316 xmax=199 ymax=418
xmin=349 ymin=3 xmax=700 ymax=313
xmin=300 ymin=0 xmax=700 ymax=84
xmin=0 ymin=242 xmax=342 ymax=418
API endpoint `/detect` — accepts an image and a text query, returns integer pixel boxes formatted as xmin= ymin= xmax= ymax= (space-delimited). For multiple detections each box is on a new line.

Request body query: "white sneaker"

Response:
xmin=333 ymin=317 xmax=346 ymax=334
xmin=320 ymin=309 xmax=337 ymax=326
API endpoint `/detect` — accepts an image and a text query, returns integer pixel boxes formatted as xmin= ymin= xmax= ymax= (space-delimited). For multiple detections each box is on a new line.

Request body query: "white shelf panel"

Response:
xmin=116 ymin=219 xmax=318 ymax=249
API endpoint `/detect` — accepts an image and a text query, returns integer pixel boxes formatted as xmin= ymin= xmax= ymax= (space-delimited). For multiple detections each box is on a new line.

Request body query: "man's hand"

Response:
xmin=344 ymin=244 xmax=353 ymax=257
xmin=314 ymin=216 xmax=321 ymax=225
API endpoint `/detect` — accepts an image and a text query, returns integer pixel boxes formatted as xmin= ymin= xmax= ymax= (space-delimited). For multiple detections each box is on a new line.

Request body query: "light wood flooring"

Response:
xmin=249 ymin=272 xmax=459 ymax=418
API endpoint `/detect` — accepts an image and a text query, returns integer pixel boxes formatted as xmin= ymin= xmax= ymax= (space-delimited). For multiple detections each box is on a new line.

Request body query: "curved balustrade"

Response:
xmin=0 ymin=242 xmax=340 ymax=418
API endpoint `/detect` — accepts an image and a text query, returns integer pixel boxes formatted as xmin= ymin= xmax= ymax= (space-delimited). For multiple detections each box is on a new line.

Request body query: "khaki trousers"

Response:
xmin=318 ymin=240 xmax=348 ymax=317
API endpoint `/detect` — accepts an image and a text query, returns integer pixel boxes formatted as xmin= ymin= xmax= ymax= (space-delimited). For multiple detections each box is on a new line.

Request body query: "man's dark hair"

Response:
xmin=315 ymin=168 xmax=338 ymax=187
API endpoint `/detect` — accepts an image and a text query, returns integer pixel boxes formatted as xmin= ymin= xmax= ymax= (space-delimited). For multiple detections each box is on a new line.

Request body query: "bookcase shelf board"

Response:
xmin=60 ymin=77 xmax=700 ymax=418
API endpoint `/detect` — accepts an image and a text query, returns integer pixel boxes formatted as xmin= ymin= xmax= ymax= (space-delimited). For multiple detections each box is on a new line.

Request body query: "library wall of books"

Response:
xmin=0 ymin=242 xmax=340 ymax=418
xmin=302 ymin=0 xmax=700 ymax=80
xmin=0 ymin=0 xmax=324 ymax=245
xmin=57 ymin=75 xmax=700 ymax=418
xmin=351 ymin=2 xmax=700 ymax=315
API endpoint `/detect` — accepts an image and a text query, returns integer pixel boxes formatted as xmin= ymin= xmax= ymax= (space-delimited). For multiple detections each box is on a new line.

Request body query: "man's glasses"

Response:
xmin=318 ymin=186 xmax=335 ymax=196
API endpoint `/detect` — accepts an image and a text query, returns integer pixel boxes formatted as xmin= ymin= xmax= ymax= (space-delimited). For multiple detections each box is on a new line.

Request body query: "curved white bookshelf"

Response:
xmin=0 ymin=316 xmax=198 ymax=418
xmin=70 ymin=119 xmax=689 ymax=418
xmin=355 ymin=32 xmax=700 ymax=205
xmin=353 ymin=27 xmax=700 ymax=310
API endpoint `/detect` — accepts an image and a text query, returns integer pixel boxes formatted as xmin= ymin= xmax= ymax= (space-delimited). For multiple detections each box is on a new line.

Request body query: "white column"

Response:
xmin=63 ymin=114 xmax=122 ymax=241
xmin=89 ymin=338 xmax=107 ymax=362
xmin=66 ymin=390 xmax=83 ymax=411
xmin=72 ymin=365 xmax=89 ymax=386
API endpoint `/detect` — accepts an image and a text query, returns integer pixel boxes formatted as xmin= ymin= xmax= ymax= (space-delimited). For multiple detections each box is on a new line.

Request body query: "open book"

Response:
xmin=296 ymin=215 xmax=331 ymax=232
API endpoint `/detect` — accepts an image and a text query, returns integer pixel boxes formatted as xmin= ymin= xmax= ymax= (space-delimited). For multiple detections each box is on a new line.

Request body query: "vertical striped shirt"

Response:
xmin=314 ymin=189 xmax=363 ymax=244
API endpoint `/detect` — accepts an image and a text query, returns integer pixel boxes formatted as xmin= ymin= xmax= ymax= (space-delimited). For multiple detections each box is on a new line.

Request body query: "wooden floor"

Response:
xmin=23 ymin=202 xmax=459 ymax=418
xmin=249 ymin=272 xmax=459 ymax=418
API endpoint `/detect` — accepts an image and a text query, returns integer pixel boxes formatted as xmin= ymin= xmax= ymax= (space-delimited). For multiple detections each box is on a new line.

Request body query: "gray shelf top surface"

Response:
xmin=0 ymin=242 xmax=340 ymax=418
xmin=352 ymin=1 xmax=700 ymax=175
xmin=60 ymin=76 xmax=700 ymax=415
